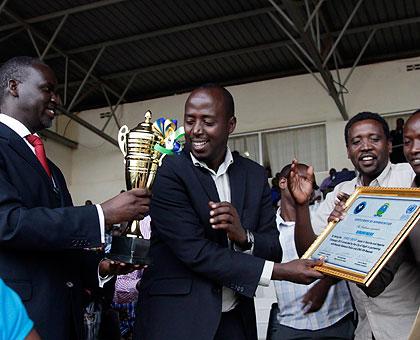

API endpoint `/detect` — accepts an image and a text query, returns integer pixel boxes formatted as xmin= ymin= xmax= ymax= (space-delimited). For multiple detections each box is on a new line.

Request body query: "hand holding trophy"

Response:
xmin=106 ymin=110 xmax=184 ymax=265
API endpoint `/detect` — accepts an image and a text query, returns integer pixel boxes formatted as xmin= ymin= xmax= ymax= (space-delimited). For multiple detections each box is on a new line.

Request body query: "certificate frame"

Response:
xmin=302 ymin=186 xmax=420 ymax=286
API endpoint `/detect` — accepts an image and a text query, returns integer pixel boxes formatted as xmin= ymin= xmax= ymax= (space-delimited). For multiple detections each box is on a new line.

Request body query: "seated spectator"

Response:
xmin=319 ymin=168 xmax=336 ymax=198
xmin=112 ymin=215 xmax=151 ymax=339
xmin=328 ymin=168 xmax=356 ymax=189
xmin=390 ymin=118 xmax=406 ymax=164
xmin=271 ymin=177 xmax=281 ymax=207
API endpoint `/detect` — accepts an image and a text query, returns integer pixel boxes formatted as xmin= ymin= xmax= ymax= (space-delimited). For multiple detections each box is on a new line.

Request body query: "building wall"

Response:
xmin=46 ymin=56 xmax=420 ymax=205
xmin=44 ymin=138 xmax=73 ymax=184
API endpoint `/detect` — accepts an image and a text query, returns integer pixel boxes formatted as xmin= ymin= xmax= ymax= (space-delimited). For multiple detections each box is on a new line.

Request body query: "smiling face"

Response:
xmin=403 ymin=113 xmax=420 ymax=177
xmin=184 ymin=87 xmax=236 ymax=171
xmin=11 ymin=63 xmax=58 ymax=133
xmin=346 ymin=119 xmax=391 ymax=185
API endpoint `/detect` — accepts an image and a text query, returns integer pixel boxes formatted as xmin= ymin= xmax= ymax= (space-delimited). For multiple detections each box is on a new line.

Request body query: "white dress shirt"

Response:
xmin=274 ymin=211 xmax=353 ymax=330
xmin=191 ymin=148 xmax=274 ymax=312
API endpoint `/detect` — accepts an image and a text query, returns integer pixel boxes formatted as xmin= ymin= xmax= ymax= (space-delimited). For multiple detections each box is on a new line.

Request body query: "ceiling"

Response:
xmin=1 ymin=0 xmax=420 ymax=145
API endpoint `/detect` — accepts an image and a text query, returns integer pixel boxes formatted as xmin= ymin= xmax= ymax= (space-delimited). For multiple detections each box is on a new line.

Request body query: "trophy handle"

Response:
xmin=118 ymin=125 xmax=129 ymax=157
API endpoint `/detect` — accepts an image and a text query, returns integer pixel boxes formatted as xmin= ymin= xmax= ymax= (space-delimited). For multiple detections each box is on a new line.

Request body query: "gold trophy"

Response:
xmin=107 ymin=110 xmax=184 ymax=265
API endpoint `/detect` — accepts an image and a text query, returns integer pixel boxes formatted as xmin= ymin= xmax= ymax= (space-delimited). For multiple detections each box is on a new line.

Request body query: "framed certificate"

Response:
xmin=302 ymin=187 xmax=420 ymax=286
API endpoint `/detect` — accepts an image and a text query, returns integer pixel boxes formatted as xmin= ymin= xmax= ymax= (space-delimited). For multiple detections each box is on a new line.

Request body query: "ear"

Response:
xmin=8 ymin=79 xmax=19 ymax=97
xmin=228 ymin=116 xmax=236 ymax=134
xmin=279 ymin=177 xmax=287 ymax=190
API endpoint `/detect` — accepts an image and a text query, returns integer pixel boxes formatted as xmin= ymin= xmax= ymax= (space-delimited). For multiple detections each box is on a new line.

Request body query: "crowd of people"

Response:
xmin=0 ymin=55 xmax=418 ymax=340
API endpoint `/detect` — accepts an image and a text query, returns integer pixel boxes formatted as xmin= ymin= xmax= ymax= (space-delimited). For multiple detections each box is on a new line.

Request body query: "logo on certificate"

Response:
xmin=354 ymin=201 xmax=367 ymax=214
xmin=374 ymin=203 xmax=390 ymax=217
xmin=406 ymin=204 xmax=417 ymax=214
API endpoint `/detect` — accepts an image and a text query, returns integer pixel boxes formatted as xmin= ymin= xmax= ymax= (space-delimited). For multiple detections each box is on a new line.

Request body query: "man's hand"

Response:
xmin=101 ymin=188 xmax=151 ymax=225
xmin=271 ymin=259 xmax=324 ymax=284
xmin=99 ymin=259 xmax=144 ymax=277
xmin=327 ymin=192 xmax=349 ymax=223
xmin=301 ymin=277 xmax=334 ymax=313
xmin=288 ymin=160 xmax=314 ymax=205
xmin=208 ymin=201 xmax=248 ymax=247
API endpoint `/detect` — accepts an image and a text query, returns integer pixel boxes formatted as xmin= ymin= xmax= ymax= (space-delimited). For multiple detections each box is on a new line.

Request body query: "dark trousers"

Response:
xmin=267 ymin=303 xmax=355 ymax=340
xmin=214 ymin=308 xmax=247 ymax=340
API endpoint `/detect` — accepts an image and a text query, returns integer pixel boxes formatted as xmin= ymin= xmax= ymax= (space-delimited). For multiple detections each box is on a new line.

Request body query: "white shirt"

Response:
xmin=0 ymin=114 xmax=105 ymax=243
xmin=312 ymin=162 xmax=420 ymax=340
xmin=274 ymin=211 xmax=353 ymax=330
xmin=191 ymin=148 xmax=273 ymax=312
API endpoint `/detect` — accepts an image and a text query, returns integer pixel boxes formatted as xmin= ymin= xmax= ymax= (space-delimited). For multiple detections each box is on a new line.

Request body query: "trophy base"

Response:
xmin=107 ymin=236 xmax=151 ymax=265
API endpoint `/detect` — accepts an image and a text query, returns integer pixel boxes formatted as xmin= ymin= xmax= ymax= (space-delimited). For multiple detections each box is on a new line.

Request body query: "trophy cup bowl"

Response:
xmin=106 ymin=110 xmax=161 ymax=265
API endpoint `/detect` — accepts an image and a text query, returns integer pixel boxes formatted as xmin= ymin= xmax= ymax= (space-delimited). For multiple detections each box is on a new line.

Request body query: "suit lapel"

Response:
xmin=189 ymin=162 xmax=220 ymax=203
xmin=228 ymin=155 xmax=246 ymax=219
xmin=0 ymin=123 xmax=53 ymax=187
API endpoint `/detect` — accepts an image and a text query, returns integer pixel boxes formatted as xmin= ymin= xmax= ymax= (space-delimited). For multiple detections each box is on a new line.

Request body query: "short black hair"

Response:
xmin=412 ymin=109 xmax=420 ymax=116
xmin=278 ymin=162 xmax=309 ymax=179
xmin=196 ymin=83 xmax=235 ymax=118
xmin=0 ymin=56 xmax=47 ymax=105
xmin=278 ymin=164 xmax=292 ymax=179
xmin=344 ymin=111 xmax=390 ymax=146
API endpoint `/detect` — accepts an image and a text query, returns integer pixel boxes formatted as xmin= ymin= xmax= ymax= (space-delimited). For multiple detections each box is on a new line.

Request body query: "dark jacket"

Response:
xmin=0 ymin=122 xmax=102 ymax=340
xmin=136 ymin=150 xmax=281 ymax=340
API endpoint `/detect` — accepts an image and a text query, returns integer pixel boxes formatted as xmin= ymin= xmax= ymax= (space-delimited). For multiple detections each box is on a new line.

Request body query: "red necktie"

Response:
xmin=26 ymin=134 xmax=52 ymax=178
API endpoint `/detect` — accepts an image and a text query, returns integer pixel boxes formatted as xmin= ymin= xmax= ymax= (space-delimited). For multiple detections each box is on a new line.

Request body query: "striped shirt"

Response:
xmin=274 ymin=212 xmax=353 ymax=330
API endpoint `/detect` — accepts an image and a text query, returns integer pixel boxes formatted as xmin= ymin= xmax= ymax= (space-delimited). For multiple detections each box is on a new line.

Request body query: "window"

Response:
xmin=262 ymin=124 xmax=327 ymax=174
xmin=228 ymin=124 xmax=328 ymax=175
xmin=228 ymin=134 xmax=259 ymax=163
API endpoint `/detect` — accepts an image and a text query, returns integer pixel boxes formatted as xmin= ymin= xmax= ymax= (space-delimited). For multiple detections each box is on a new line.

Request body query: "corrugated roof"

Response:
xmin=0 ymin=0 xmax=419 ymax=113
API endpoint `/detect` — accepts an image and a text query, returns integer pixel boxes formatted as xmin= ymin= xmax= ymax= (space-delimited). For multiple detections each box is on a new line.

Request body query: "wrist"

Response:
xmin=236 ymin=230 xmax=254 ymax=250
xmin=272 ymin=263 xmax=286 ymax=280
xmin=296 ymin=200 xmax=310 ymax=208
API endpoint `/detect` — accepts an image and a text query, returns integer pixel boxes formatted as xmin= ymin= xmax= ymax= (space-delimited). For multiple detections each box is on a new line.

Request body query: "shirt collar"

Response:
xmin=0 ymin=113 xmax=32 ymax=138
xmin=190 ymin=147 xmax=234 ymax=177
xmin=355 ymin=161 xmax=391 ymax=187
xmin=276 ymin=208 xmax=295 ymax=227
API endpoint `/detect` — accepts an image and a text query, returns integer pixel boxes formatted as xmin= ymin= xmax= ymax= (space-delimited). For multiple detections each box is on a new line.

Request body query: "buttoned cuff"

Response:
xmin=95 ymin=204 xmax=105 ymax=244
xmin=259 ymin=261 xmax=274 ymax=286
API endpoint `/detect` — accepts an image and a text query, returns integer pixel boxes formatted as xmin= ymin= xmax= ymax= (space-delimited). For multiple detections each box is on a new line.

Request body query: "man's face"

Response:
xmin=403 ymin=114 xmax=420 ymax=176
xmin=184 ymin=88 xmax=236 ymax=171
xmin=346 ymin=119 xmax=391 ymax=183
xmin=13 ymin=63 xmax=58 ymax=132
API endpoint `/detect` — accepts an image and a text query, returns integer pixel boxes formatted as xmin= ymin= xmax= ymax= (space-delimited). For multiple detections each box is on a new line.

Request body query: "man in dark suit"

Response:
xmin=135 ymin=84 xmax=323 ymax=340
xmin=0 ymin=56 xmax=151 ymax=339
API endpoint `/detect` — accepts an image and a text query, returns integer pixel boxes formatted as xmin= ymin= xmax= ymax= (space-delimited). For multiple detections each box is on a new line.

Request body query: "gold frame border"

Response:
xmin=301 ymin=186 xmax=420 ymax=286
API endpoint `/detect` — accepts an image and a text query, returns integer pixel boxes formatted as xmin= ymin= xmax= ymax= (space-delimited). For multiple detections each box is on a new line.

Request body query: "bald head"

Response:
xmin=184 ymin=84 xmax=236 ymax=171
xmin=186 ymin=84 xmax=234 ymax=120
xmin=403 ymin=110 xmax=420 ymax=176
xmin=0 ymin=56 xmax=49 ymax=106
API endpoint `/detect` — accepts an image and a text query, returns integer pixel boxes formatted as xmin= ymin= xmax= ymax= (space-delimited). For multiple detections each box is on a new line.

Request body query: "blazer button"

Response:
xmin=66 ymin=281 xmax=74 ymax=288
